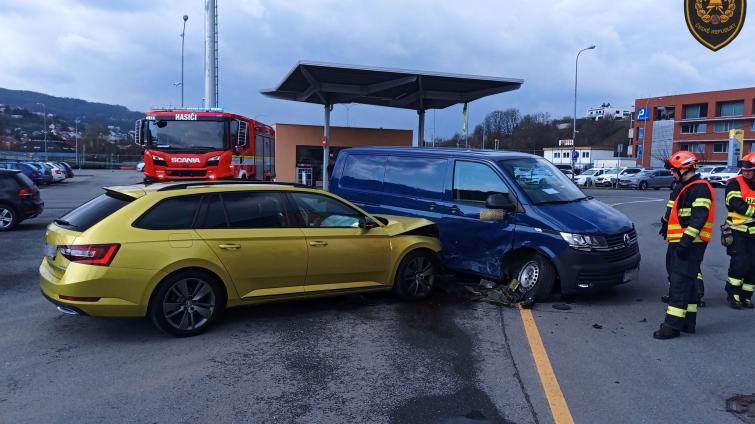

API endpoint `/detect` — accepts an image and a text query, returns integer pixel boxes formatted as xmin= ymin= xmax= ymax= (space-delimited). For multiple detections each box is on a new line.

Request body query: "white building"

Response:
xmin=586 ymin=104 xmax=633 ymax=121
xmin=543 ymin=147 xmax=614 ymax=170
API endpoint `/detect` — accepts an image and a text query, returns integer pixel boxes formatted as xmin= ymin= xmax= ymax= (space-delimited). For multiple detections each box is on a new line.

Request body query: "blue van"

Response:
xmin=330 ymin=147 xmax=640 ymax=300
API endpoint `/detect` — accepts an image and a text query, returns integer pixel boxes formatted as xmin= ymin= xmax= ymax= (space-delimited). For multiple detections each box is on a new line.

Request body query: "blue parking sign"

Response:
xmin=636 ymin=107 xmax=649 ymax=121
xmin=571 ymin=150 xmax=578 ymax=162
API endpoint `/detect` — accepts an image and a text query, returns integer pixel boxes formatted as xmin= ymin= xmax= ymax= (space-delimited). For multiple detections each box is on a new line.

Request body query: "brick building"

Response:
xmin=633 ymin=87 xmax=755 ymax=168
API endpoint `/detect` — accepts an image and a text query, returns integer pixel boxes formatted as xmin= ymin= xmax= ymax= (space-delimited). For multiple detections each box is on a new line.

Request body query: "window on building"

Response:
xmin=554 ymin=152 xmax=561 ymax=158
xmin=682 ymin=103 xmax=708 ymax=119
xmin=717 ymin=100 xmax=744 ymax=117
xmin=751 ymin=120 xmax=755 ymax=131
xmin=654 ymin=106 xmax=675 ymax=121
xmin=582 ymin=151 xmax=590 ymax=158
xmin=681 ymin=123 xmax=707 ymax=134
xmin=714 ymin=143 xmax=728 ymax=153
xmin=714 ymin=120 xmax=742 ymax=132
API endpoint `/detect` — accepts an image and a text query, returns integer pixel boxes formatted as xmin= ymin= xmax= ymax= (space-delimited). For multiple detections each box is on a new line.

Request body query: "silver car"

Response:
xmin=619 ymin=169 xmax=674 ymax=190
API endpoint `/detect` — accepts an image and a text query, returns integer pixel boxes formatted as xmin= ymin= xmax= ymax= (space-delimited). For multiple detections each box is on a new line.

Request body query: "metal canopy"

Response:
xmin=261 ymin=61 xmax=523 ymax=190
xmin=261 ymin=61 xmax=523 ymax=110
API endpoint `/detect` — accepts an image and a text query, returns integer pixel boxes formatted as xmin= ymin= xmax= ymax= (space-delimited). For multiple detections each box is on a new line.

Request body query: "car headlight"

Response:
xmin=560 ymin=232 xmax=608 ymax=250
xmin=206 ymin=155 xmax=221 ymax=166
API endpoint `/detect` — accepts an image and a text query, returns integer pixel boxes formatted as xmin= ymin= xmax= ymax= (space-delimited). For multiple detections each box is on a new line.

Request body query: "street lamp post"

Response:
xmin=180 ymin=14 xmax=189 ymax=108
xmin=74 ymin=119 xmax=81 ymax=169
xmin=36 ymin=102 xmax=47 ymax=161
xmin=571 ymin=45 xmax=596 ymax=176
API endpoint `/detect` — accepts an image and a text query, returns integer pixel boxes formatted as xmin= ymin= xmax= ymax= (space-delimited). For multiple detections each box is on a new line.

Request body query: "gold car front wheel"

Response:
xmin=149 ymin=270 xmax=224 ymax=337
xmin=393 ymin=250 xmax=438 ymax=301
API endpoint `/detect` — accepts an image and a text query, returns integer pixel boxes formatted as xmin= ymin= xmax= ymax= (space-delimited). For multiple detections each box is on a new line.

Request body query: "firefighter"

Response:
xmin=655 ymin=151 xmax=715 ymax=339
xmin=661 ymin=273 xmax=705 ymax=307
xmin=723 ymin=152 xmax=755 ymax=309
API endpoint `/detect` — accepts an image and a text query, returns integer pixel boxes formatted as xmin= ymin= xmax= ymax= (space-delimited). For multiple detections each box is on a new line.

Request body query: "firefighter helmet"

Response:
xmin=738 ymin=152 xmax=755 ymax=169
xmin=664 ymin=151 xmax=699 ymax=170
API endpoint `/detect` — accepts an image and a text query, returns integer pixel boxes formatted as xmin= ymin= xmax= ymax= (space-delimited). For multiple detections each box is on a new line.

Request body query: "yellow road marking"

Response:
xmin=519 ymin=307 xmax=575 ymax=424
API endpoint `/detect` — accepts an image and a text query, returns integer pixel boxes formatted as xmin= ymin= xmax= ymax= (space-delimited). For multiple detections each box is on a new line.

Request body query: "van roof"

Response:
xmin=341 ymin=146 xmax=540 ymax=160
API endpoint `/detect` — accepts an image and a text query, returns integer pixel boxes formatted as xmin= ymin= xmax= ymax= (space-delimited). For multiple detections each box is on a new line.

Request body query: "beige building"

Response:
xmin=274 ymin=123 xmax=412 ymax=184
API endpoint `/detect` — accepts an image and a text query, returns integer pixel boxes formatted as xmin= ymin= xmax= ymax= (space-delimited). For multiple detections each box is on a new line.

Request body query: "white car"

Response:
xmin=574 ymin=168 xmax=606 ymax=187
xmin=136 ymin=161 xmax=145 ymax=172
xmin=707 ymin=166 xmax=741 ymax=187
xmin=698 ymin=165 xmax=727 ymax=181
xmin=45 ymin=162 xmax=66 ymax=182
xmin=594 ymin=167 xmax=642 ymax=188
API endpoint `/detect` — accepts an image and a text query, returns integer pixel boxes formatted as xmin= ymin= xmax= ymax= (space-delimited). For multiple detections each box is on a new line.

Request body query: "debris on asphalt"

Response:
xmin=478 ymin=279 xmax=497 ymax=290
xmin=640 ymin=318 xmax=648 ymax=323
xmin=726 ymin=394 xmax=755 ymax=422
xmin=592 ymin=324 xmax=603 ymax=329
xmin=552 ymin=304 xmax=572 ymax=311
xmin=635 ymin=298 xmax=643 ymax=302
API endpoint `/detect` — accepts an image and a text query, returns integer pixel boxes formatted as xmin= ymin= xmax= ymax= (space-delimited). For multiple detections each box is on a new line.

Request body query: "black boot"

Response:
xmin=653 ymin=324 xmax=680 ymax=340
xmin=727 ymin=295 xmax=743 ymax=310
xmin=742 ymin=299 xmax=754 ymax=309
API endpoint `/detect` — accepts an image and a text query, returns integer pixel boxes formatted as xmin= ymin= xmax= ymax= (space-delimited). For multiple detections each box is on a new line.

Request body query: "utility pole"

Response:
xmin=572 ymin=45 xmax=596 ymax=177
xmin=181 ymin=14 xmax=188 ymax=107
xmin=36 ymin=102 xmax=47 ymax=161
xmin=75 ymin=118 xmax=80 ymax=169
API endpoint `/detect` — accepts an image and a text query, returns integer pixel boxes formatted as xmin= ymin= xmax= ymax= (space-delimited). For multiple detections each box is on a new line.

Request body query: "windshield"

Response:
xmin=722 ymin=166 xmax=740 ymax=173
xmin=500 ymin=158 xmax=586 ymax=204
xmin=603 ymin=168 xmax=618 ymax=174
xmin=582 ymin=169 xmax=597 ymax=176
xmin=698 ymin=166 xmax=713 ymax=173
xmin=144 ymin=120 xmax=227 ymax=151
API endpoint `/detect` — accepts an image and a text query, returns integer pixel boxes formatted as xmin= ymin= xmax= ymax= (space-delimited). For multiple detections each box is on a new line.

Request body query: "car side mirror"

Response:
xmin=359 ymin=216 xmax=379 ymax=230
xmin=485 ymin=193 xmax=516 ymax=211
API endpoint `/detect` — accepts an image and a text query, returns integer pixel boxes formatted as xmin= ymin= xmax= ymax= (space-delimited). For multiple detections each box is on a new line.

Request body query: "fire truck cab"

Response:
xmin=135 ymin=108 xmax=275 ymax=182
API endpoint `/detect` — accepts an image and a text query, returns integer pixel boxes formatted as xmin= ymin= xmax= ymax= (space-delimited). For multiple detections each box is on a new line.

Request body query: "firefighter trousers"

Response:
xmin=664 ymin=243 xmax=707 ymax=331
xmin=726 ymin=231 xmax=755 ymax=301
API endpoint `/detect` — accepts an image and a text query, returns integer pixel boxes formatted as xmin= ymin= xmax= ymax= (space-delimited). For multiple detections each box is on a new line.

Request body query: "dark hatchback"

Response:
xmin=0 ymin=169 xmax=44 ymax=231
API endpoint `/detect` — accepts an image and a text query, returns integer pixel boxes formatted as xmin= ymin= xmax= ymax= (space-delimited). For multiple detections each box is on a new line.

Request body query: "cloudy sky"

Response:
xmin=1 ymin=0 xmax=754 ymax=140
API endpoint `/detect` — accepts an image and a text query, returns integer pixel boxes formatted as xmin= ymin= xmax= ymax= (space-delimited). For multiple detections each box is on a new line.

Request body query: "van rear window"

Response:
xmin=57 ymin=193 xmax=132 ymax=231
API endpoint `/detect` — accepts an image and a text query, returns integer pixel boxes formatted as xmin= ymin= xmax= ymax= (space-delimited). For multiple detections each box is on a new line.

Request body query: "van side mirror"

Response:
xmin=236 ymin=120 xmax=248 ymax=147
xmin=485 ymin=193 xmax=516 ymax=211
xmin=134 ymin=120 xmax=144 ymax=146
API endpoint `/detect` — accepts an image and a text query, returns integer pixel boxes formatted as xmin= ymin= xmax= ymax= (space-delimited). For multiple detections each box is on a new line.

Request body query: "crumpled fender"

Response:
xmin=372 ymin=214 xmax=438 ymax=238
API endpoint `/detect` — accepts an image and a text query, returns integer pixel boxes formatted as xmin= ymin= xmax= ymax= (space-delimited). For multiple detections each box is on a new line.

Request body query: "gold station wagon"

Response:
xmin=40 ymin=181 xmax=442 ymax=336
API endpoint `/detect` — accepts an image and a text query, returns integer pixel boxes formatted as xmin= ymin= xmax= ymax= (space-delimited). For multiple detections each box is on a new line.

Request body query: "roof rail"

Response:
xmin=155 ymin=180 xmax=312 ymax=192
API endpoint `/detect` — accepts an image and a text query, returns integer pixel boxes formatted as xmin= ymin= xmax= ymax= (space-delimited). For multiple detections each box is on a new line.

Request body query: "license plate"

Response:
xmin=45 ymin=243 xmax=57 ymax=259
xmin=623 ymin=267 xmax=639 ymax=282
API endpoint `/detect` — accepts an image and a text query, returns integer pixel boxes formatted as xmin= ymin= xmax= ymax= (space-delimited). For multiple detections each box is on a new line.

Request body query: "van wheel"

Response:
xmin=514 ymin=253 xmax=555 ymax=302
xmin=393 ymin=250 xmax=438 ymax=301
xmin=639 ymin=181 xmax=648 ymax=190
xmin=0 ymin=204 xmax=18 ymax=231
xmin=149 ymin=270 xmax=224 ymax=337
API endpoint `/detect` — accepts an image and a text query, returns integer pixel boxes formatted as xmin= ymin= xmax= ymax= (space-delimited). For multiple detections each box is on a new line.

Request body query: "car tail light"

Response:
xmin=32 ymin=171 xmax=38 ymax=178
xmin=18 ymin=187 xmax=35 ymax=197
xmin=59 ymin=244 xmax=120 ymax=266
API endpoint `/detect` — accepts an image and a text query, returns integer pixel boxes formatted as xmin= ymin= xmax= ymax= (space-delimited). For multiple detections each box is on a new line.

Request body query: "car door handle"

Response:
xmin=309 ymin=241 xmax=328 ymax=247
xmin=428 ymin=202 xmax=438 ymax=211
xmin=218 ymin=244 xmax=241 ymax=250
xmin=450 ymin=206 xmax=461 ymax=214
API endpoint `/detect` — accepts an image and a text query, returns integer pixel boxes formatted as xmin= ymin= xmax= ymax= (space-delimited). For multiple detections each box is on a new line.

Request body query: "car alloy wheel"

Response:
xmin=639 ymin=181 xmax=648 ymax=190
xmin=394 ymin=250 xmax=438 ymax=300
xmin=150 ymin=270 xmax=223 ymax=337
xmin=0 ymin=206 xmax=18 ymax=231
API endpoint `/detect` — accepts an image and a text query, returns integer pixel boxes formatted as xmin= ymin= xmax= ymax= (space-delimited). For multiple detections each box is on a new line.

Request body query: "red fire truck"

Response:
xmin=134 ymin=108 xmax=275 ymax=181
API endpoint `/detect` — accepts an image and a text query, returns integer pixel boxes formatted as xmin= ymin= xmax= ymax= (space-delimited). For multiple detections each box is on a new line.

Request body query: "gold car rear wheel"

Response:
xmin=149 ymin=270 xmax=224 ymax=337
xmin=394 ymin=250 xmax=438 ymax=301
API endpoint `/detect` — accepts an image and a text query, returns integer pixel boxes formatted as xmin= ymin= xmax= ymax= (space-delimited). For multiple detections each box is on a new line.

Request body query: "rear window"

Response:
xmin=58 ymin=193 xmax=132 ymax=231
xmin=14 ymin=172 xmax=35 ymax=188
xmin=0 ymin=173 xmax=18 ymax=190
xmin=133 ymin=195 xmax=202 ymax=230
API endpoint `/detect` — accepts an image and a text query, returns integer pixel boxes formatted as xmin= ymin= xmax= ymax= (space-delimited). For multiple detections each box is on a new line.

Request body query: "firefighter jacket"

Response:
xmin=725 ymin=175 xmax=755 ymax=235
xmin=662 ymin=175 xmax=715 ymax=246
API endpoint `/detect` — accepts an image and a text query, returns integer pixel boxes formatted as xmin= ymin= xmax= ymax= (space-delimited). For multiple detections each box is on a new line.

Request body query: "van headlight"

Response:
xmin=560 ymin=232 xmax=608 ymax=250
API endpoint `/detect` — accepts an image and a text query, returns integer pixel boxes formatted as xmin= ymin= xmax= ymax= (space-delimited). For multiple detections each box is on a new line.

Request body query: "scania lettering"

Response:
xmin=135 ymin=109 xmax=276 ymax=182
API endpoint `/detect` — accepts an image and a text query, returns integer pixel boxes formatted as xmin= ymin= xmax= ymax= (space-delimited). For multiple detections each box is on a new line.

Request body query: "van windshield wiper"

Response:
xmin=54 ymin=219 xmax=79 ymax=229
xmin=541 ymin=197 xmax=588 ymax=205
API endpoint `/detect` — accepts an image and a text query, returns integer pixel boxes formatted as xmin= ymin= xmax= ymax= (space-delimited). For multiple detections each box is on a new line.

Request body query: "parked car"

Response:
xmin=40 ymin=181 xmax=442 ymax=337
xmin=594 ymin=167 xmax=642 ymax=187
xmin=698 ymin=165 xmax=728 ymax=181
xmin=44 ymin=162 xmax=66 ymax=182
xmin=331 ymin=147 xmax=641 ymax=301
xmin=574 ymin=168 xmax=605 ymax=187
xmin=0 ymin=162 xmax=45 ymax=186
xmin=55 ymin=161 xmax=74 ymax=178
xmin=24 ymin=162 xmax=54 ymax=185
xmin=0 ymin=169 xmax=43 ymax=231
xmin=618 ymin=169 xmax=674 ymax=190
xmin=708 ymin=166 xmax=741 ymax=187
xmin=136 ymin=161 xmax=145 ymax=172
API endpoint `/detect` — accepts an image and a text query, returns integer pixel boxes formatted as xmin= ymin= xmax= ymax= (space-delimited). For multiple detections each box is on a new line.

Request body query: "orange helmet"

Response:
xmin=738 ymin=152 xmax=755 ymax=169
xmin=665 ymin=150 xmax=699 ymax=170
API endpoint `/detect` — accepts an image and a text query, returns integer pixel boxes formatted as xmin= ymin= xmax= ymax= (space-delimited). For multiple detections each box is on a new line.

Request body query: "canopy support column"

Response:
xmin=323 ymin=103 xmax=332 ymax=191
xmin=417 ymin=109 xmax=425 ymax=147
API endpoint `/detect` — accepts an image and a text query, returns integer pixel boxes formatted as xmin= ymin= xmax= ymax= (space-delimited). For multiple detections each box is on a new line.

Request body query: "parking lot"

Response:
xmin=1 ymin=170 xmax=753 ymax=424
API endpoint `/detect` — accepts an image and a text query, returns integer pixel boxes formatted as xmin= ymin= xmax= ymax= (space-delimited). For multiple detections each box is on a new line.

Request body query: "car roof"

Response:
xmin=341 ymin=146 xmax=540 ymax=161
xmin=105 ymin=181 xmax=324 ymax=200
xmin=0 ymin=169 xmax=21 ymax=175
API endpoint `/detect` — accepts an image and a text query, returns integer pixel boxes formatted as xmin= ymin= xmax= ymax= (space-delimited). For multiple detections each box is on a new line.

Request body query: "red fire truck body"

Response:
xmin=135 ymin=109 xmax=275 ymax=181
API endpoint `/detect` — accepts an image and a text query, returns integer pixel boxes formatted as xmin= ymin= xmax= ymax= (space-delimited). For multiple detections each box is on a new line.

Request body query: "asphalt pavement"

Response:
xmin=0 ymin=172 xmax=752 ymax=424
